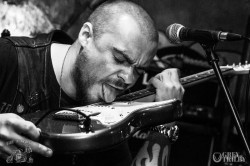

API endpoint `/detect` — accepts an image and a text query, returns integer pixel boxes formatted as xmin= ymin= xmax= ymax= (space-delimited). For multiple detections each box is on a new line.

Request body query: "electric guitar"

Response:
xmin=23 ymin=63 xmax=250 ymax=154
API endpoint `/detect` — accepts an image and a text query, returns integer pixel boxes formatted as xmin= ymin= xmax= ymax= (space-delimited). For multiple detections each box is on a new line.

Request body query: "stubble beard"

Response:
xmin=72 ymin=48 xmax=128 ymax=105
xmin=72 ymin=50 xmax=99 ymax=105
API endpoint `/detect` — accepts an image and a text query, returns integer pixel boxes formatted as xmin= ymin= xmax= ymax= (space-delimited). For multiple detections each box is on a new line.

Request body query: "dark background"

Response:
xmin=1 ymin=0 xmax=250 ymax=165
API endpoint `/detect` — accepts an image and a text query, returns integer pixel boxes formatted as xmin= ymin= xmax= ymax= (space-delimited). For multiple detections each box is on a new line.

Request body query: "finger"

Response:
xmin=157 ymin=69 xmax=184 ymax=97
xmin=13 ymin=135 xmax=53 ymax=158
xmin=0 ymin=131 xmax=53 ymax=158
xmin=160 ymin=68 xmax=180 ymax=83
xmin=0 ymin=141 xmax=18 ymax=160
xmin=2 ymin=144 xmax=17 ymax=155
xmin=148 ymin=77 xmax=166 ymax=89
xmin=0 ymin=142 xmax=9 ymax=160
xmin=169 ymin=68 xmax=181 ymax=82
xmin=149 ymin=76 xmax=176 ymax=93
xmin=149 ymin=78 xmax=173 ymax=101
xmin=150 ymin=76 xmax=184 ymax=100
xmin=180 ymin=86 xmax=185 ymax=100
xmin=6 ymin=118 xmax=40 ymax=141
xmin=0 ymin=115 xmax=52 ymax=158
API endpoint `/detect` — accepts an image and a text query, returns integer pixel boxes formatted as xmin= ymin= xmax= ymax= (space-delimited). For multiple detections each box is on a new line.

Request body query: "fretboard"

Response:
xmin=116 ymin=67 xmax=233 ymax=101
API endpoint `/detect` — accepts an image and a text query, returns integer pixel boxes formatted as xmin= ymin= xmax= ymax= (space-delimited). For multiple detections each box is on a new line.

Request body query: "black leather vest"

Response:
xmin=5 ymin=30 xmax=73 ymax=114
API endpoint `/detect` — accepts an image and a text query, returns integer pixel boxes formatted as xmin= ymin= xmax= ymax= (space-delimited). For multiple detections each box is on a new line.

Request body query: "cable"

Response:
xmin=34 ymin=107 xmax=100 ymax=126
xmin=245 ymin=66 xmax=250 ymax=140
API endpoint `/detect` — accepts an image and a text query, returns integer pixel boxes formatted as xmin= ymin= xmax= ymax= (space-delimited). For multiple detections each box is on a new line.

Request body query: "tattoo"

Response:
xmin=132 ymin=133 xmax=170 ymax=166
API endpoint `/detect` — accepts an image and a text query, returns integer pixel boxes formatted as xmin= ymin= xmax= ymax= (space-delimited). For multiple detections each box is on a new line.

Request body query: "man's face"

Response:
xmin=74 ymin=15 xmax=157 ymax=104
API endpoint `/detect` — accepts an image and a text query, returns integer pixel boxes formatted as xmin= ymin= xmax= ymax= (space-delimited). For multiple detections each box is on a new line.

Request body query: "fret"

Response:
xmin=116 ymin=64 xmax=249 ymax=101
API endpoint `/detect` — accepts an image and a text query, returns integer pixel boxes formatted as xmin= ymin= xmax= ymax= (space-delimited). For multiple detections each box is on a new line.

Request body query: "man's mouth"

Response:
xmin=102 ymin=83 xmax=124 ymax=103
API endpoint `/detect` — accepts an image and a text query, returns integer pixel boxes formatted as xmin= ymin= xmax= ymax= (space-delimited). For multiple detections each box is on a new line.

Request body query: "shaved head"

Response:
xmin=88 ymin=0 xmax=158 ymax=43
xmin=71 ymin=0 xmax=158 ymax=104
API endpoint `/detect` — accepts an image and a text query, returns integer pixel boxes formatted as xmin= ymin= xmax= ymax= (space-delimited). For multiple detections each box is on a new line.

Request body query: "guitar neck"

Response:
xmin=116 ymin=67 xmax=234 ymax=101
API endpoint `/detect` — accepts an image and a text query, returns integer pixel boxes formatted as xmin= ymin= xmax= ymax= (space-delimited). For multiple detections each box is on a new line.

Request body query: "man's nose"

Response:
xmin=118 ymin=66 xmax=137 ymax=86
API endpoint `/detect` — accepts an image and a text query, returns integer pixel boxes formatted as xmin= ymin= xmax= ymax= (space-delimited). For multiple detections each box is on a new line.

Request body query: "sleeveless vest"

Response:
xmin=4 ymin=30 xmax=73 ymax=114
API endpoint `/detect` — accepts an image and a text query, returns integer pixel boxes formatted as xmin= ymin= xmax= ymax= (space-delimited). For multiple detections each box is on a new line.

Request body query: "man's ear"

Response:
xmin=78 ymin=22 xmax=94 ymax=46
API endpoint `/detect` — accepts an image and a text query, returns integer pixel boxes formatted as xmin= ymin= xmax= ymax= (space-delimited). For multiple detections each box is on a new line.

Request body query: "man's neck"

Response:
xmin=51 ymin=43 xmax=76 ymax=99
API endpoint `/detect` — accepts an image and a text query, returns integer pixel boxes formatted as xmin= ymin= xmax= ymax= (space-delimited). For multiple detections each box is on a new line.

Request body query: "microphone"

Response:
xmin=166 ymin=23 xmax=245 ymax=44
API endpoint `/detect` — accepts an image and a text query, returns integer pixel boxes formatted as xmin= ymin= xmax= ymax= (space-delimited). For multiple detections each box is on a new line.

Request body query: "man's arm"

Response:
xmin=131 ymin=68 xmax=184 ymax=166
xmin=135 ymin=68 xmax=184 ymax=102
xmin=0 ymin=38 xmax=53 ymax=160
xmin=150 ymin=68 xmax=184 ymax=101
xmin=132 ymin=131 xmax=171 ymax=166
xmin=0 ymin=113 xmax=53 ymax=159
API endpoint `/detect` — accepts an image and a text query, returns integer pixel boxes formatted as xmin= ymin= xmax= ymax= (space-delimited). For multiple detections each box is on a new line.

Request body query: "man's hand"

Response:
xmin=0 ymin=113 xmax=53 ymax=160
xmin=132 ymin=68 xmax=184 ymax=166
xmin=149 ymin=68 xmax=184 ymax=101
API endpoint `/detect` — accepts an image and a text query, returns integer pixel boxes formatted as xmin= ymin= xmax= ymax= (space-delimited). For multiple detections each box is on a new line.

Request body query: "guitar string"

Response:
xmin=59 ymin=45 xmax=71 ymax=108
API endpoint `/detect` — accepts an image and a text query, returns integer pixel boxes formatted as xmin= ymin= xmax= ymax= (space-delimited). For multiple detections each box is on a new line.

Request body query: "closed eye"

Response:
xmin=113 ymin=47 xmax=135 ymax=65
xmin=112 ymin=47 xmax=146 ymax=75
xmin=113 ymin=54 xmax=125 ymax=64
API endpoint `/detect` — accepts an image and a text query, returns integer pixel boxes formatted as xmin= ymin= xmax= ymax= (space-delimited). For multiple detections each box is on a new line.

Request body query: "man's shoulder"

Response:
xmin=2 ymin=30 xmax=73 ymax=48
xmin=0 ymin=37 xmax=15 ymax=48
xmin=0 ymin=37 xmax=17 ymax=65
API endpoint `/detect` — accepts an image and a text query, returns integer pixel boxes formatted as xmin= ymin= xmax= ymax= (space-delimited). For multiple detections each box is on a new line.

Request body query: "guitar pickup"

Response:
xmin=53 ymin=111 xmax=84 ymax=121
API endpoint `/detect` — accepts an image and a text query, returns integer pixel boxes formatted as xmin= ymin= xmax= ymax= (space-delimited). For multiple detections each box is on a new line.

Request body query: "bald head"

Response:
xmin=88 ymin=0 xmax=158 ymax=43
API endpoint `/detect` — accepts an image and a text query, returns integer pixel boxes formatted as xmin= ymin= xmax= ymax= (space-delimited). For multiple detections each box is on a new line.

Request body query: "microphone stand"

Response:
xmin=201 ymin=43 xmax=250 ymax=162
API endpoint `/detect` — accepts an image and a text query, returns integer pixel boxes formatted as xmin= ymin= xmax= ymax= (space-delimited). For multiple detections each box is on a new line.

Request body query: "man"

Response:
xmin=0 ymin=0 xmax=184 ymax=165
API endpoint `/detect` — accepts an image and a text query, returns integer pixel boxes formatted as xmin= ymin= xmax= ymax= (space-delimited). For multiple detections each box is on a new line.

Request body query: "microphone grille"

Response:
xmin=166 ymin=23 xmax=184 ymax=44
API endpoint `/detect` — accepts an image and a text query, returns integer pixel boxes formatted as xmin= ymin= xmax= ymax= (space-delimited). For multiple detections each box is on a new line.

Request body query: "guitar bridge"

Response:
xmin=53 ymin=110 xmax=100 ymax=133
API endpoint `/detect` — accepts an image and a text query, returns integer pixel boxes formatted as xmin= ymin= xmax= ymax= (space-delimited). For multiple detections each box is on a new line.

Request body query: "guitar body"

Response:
xmin=24 ymin=99 xmax=182 ymax=154
xmin=22 ymin=63 xmax=249 ymax=154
